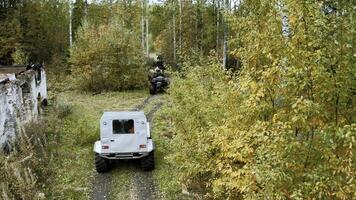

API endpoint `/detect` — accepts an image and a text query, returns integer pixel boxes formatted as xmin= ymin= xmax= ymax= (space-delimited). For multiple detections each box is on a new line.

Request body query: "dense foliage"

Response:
xmin=168 ymin=0 xmax=355 ymax=199
xmin=0 ymin=0 xmax=69 ymax=65
xmin=1 ymin=0 xmax=355 ymax=199
xmin=0 ymin=122 xmax=52 ymax=199
xmin=151 ymin=0 xmax=228 ymax=66
xmin=69 ymin=13 xmax=147 ymax=92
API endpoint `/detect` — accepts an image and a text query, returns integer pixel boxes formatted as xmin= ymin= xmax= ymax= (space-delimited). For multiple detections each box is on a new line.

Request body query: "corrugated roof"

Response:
xmin=0 ymin=66 xmax=27 ymax=83
xmin=0 ymin=66 xmax=26 ymax=75
xmin=0 ymin=74 xmax=11 ymax=81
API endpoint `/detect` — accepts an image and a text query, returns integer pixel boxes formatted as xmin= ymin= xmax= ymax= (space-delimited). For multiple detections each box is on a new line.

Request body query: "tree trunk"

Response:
xmin=173 ymin=0 xmax=176 ymax=63
xmin=222 ymin=0 xmax=229 ymax=69
xmin=195 ymin=1 xmax=199 ymax=51
xmin=84 ymin=0 xmax=88 ymax=18
xmin=69 ymin=0 xmax=73 ymax=47
xmin=146 ymin=0 xmax=150 ymax=58
xmin=216 ymin=0 xmax=220 ymax=55
xmin=141 ymin=0 xmax=145 ymax=51
xmin=179 ymin=0 xmax=182 ymax=52
xmin=109 ymin=0 xmax=113 ymax=17
xmin=197 ymin=0 xmax=203 ymax=53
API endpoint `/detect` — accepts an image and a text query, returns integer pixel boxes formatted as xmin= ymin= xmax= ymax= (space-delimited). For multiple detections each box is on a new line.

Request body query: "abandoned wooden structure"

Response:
xmin=0 ymin=64 xmax=47 ymax=153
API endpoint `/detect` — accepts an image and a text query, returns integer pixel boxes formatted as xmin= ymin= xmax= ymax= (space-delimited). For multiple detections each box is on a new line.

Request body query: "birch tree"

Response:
xmin=141 ymin=0 xmax=145 ymax=51
xmin=172 ymin=0 xmax=176 ymax=62
xmin=179 ymin=0 xmax=182 ymax=52
xmin=84 ymin=0 xmax=88 ymax=18
xmin=146 ymin=0 xmax=149 ymax=56
xmin=69 ymin=0 xmax=73 ymax=47
xmin=216 ymin=0 xmax=220 ymax=54
xmin=141 ymin=0 xmax=149 ymax=56
xmin=222 ymin=0 xmax=229 ymax=69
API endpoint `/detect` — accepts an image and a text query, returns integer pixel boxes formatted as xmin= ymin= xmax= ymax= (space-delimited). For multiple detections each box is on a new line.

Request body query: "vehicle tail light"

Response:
xmin=102 ymin=145 xmax=109 ymax=149
xmin=139 ymin=144 xmax=146 ymax=149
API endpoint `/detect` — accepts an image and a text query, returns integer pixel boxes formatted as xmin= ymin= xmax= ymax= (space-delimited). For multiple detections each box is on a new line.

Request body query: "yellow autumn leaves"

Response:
xmin=168 ymin=0 xmax=355 ymax=199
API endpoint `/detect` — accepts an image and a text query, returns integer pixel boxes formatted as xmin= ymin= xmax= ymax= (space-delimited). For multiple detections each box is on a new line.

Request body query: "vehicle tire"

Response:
xmin=149 ymin=84 xmax=156 ymax=95
xmin=95 ymin=154 xmax=109 ymax=173
xmin=141 ymin=151 xmax=155 ymax=171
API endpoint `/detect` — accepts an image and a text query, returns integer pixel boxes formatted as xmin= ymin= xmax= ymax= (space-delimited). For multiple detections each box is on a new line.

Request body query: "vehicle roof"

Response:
xmin=101 ymin=111 xmax=146 ymax=120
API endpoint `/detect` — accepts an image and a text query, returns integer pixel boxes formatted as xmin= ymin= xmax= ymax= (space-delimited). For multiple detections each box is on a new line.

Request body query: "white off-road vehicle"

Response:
xmin=94 ymin=111 xmax=155 ymax=173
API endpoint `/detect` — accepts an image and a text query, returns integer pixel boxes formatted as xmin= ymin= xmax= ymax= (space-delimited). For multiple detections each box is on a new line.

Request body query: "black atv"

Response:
xmin=149 ymin=68 xmax=169 ymax=95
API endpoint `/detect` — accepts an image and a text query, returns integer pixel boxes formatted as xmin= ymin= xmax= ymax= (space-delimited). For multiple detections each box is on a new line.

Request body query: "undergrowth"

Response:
xmin=0 ymin=120 xmax=53 ymax=199
xmin=149 ymin=97 xmax=193 ymax=200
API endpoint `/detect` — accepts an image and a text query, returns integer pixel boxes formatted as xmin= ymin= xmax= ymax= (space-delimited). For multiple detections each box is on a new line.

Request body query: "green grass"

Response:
xmin=143 ymin=95 xmax=192 ymax=199
xmin=109 ymin=163 xmax=132 ymax=199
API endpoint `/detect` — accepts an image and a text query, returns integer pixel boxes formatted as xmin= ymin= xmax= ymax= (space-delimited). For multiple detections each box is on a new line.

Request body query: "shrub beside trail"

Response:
xmin=0 ymin=121 xmax=52 ymax=199
xmin=70 ymin=21 xmax=147 ymax=92
xmin=168 ymin=56 xmax=355 ymax=199
xmin=168 ymin=1 xmax=355 ymax=198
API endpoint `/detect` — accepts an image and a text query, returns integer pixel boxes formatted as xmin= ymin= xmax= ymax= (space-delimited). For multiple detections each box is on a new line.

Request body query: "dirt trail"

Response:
xmin=91 ymin=95 xmax=163 ymax=200
xmin=130 ymin=98 xmax=163 ymax=200
xmin=91 ymin=173 xmax=112 ymax=200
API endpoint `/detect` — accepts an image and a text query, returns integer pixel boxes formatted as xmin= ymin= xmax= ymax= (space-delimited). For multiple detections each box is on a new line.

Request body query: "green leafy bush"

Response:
xmin=169 ymin=54 xmax=355 ymax=199
xmin=70 ymin=21 xmax=147 ymax=92
xmin=168 ymin=1 xmax=356 ymax=198
xmin=11 ymin=48 xmax=27 ymax=65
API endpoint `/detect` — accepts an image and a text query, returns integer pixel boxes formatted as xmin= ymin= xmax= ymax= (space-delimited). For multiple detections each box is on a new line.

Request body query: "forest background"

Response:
xmin=0 ymin=0 xmax=355 ymax=199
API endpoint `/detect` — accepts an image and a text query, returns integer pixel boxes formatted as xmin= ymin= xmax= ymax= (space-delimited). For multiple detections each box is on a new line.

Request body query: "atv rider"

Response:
xmin=155 ymin=55 xmax=165 ymax=71
xmin=149 ymin=55 xmax=170 ymax=94
xmin=151 ymin=55 xmax=165 ymax=78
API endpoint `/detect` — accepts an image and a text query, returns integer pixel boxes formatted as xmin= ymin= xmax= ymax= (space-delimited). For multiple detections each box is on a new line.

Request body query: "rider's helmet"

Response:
xmin=157 ymin=55 xmax=163 ymax=61
xmin=156 ymin=55 xmax=165 ymax=70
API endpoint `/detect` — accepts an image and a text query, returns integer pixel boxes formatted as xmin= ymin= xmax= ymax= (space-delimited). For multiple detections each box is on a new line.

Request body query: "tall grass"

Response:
xmin=0 ymin=121 xmax=51 ymax=199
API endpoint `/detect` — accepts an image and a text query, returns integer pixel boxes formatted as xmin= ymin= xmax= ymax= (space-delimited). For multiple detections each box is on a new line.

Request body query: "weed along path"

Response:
xmin=91 ymin=94 xmax=164 ymax=200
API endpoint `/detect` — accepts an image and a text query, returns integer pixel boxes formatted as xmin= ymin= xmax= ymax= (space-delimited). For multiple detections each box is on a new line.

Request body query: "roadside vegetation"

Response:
xmin=70 ymin=20 xmax=147 ymax=92
xmin=166 ymin=0 xmax=356 ymax=197
xmin=168 ymin=55 xmax=355 ymax=199
xmin=0 ymin=121 xmax=51 ymax=199
xmin=148 ymin=100 xmax=189 ymax=200
xmin=1 ymin=0 xmax=355 ymax=199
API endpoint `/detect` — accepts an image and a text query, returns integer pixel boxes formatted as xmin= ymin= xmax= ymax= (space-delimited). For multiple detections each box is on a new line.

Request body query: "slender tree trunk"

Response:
xmin=279 ymin=1 xmax=290 ymax=39
xmin=222 ymin=0 xmax=229 ymax=69
xmin=195 ymin=1 xmax=198 ymax=50
xmin=198 ymin=0 xmax=203 ymax=54
xmin=179 ymin=0 xmax=182 ymax=52
xmin=173 ymin=0 xmax=176 ymax=63
xmin=84 ymin=0 xmax=88 ymax=18
xmin=146 ymin=13 xmax=149 ymax=56
xmin=216 ymin=0 xmax=220 ymax=55
xmin=213 ymin=0 xmax=216 ymax=43
xmin=141 ymin=0 xmax=145 ymax=51
xmin=146 ymin=19 xmax=149 ymax=56
xmin=69 ymin=0 xmax=73 ymax=47
xmin=109 ymin=0 xmax=113 ymax=17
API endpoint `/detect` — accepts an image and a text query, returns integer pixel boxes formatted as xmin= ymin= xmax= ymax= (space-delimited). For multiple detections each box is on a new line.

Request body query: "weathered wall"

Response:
xmin=0 ymin=68 xmax=47 ymax=153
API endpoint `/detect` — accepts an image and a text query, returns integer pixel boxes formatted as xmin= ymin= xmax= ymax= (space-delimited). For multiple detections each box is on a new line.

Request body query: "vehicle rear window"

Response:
xmin=112 ymin=119 xmax=135 ymax=134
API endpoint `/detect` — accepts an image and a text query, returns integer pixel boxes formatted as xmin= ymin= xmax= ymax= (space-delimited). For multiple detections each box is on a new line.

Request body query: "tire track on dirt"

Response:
xmin=91 ymin=95 xmax=162 ymax=200
xmin=130 ymin=99 xmax=164 ymax=200
xmin=91 ymin=173 xmax=112 ymax=200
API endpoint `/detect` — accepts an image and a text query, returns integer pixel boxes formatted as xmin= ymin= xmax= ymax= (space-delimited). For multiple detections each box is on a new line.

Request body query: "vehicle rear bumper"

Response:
xmin=99 ymin=152 xmax=151 ymax=160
